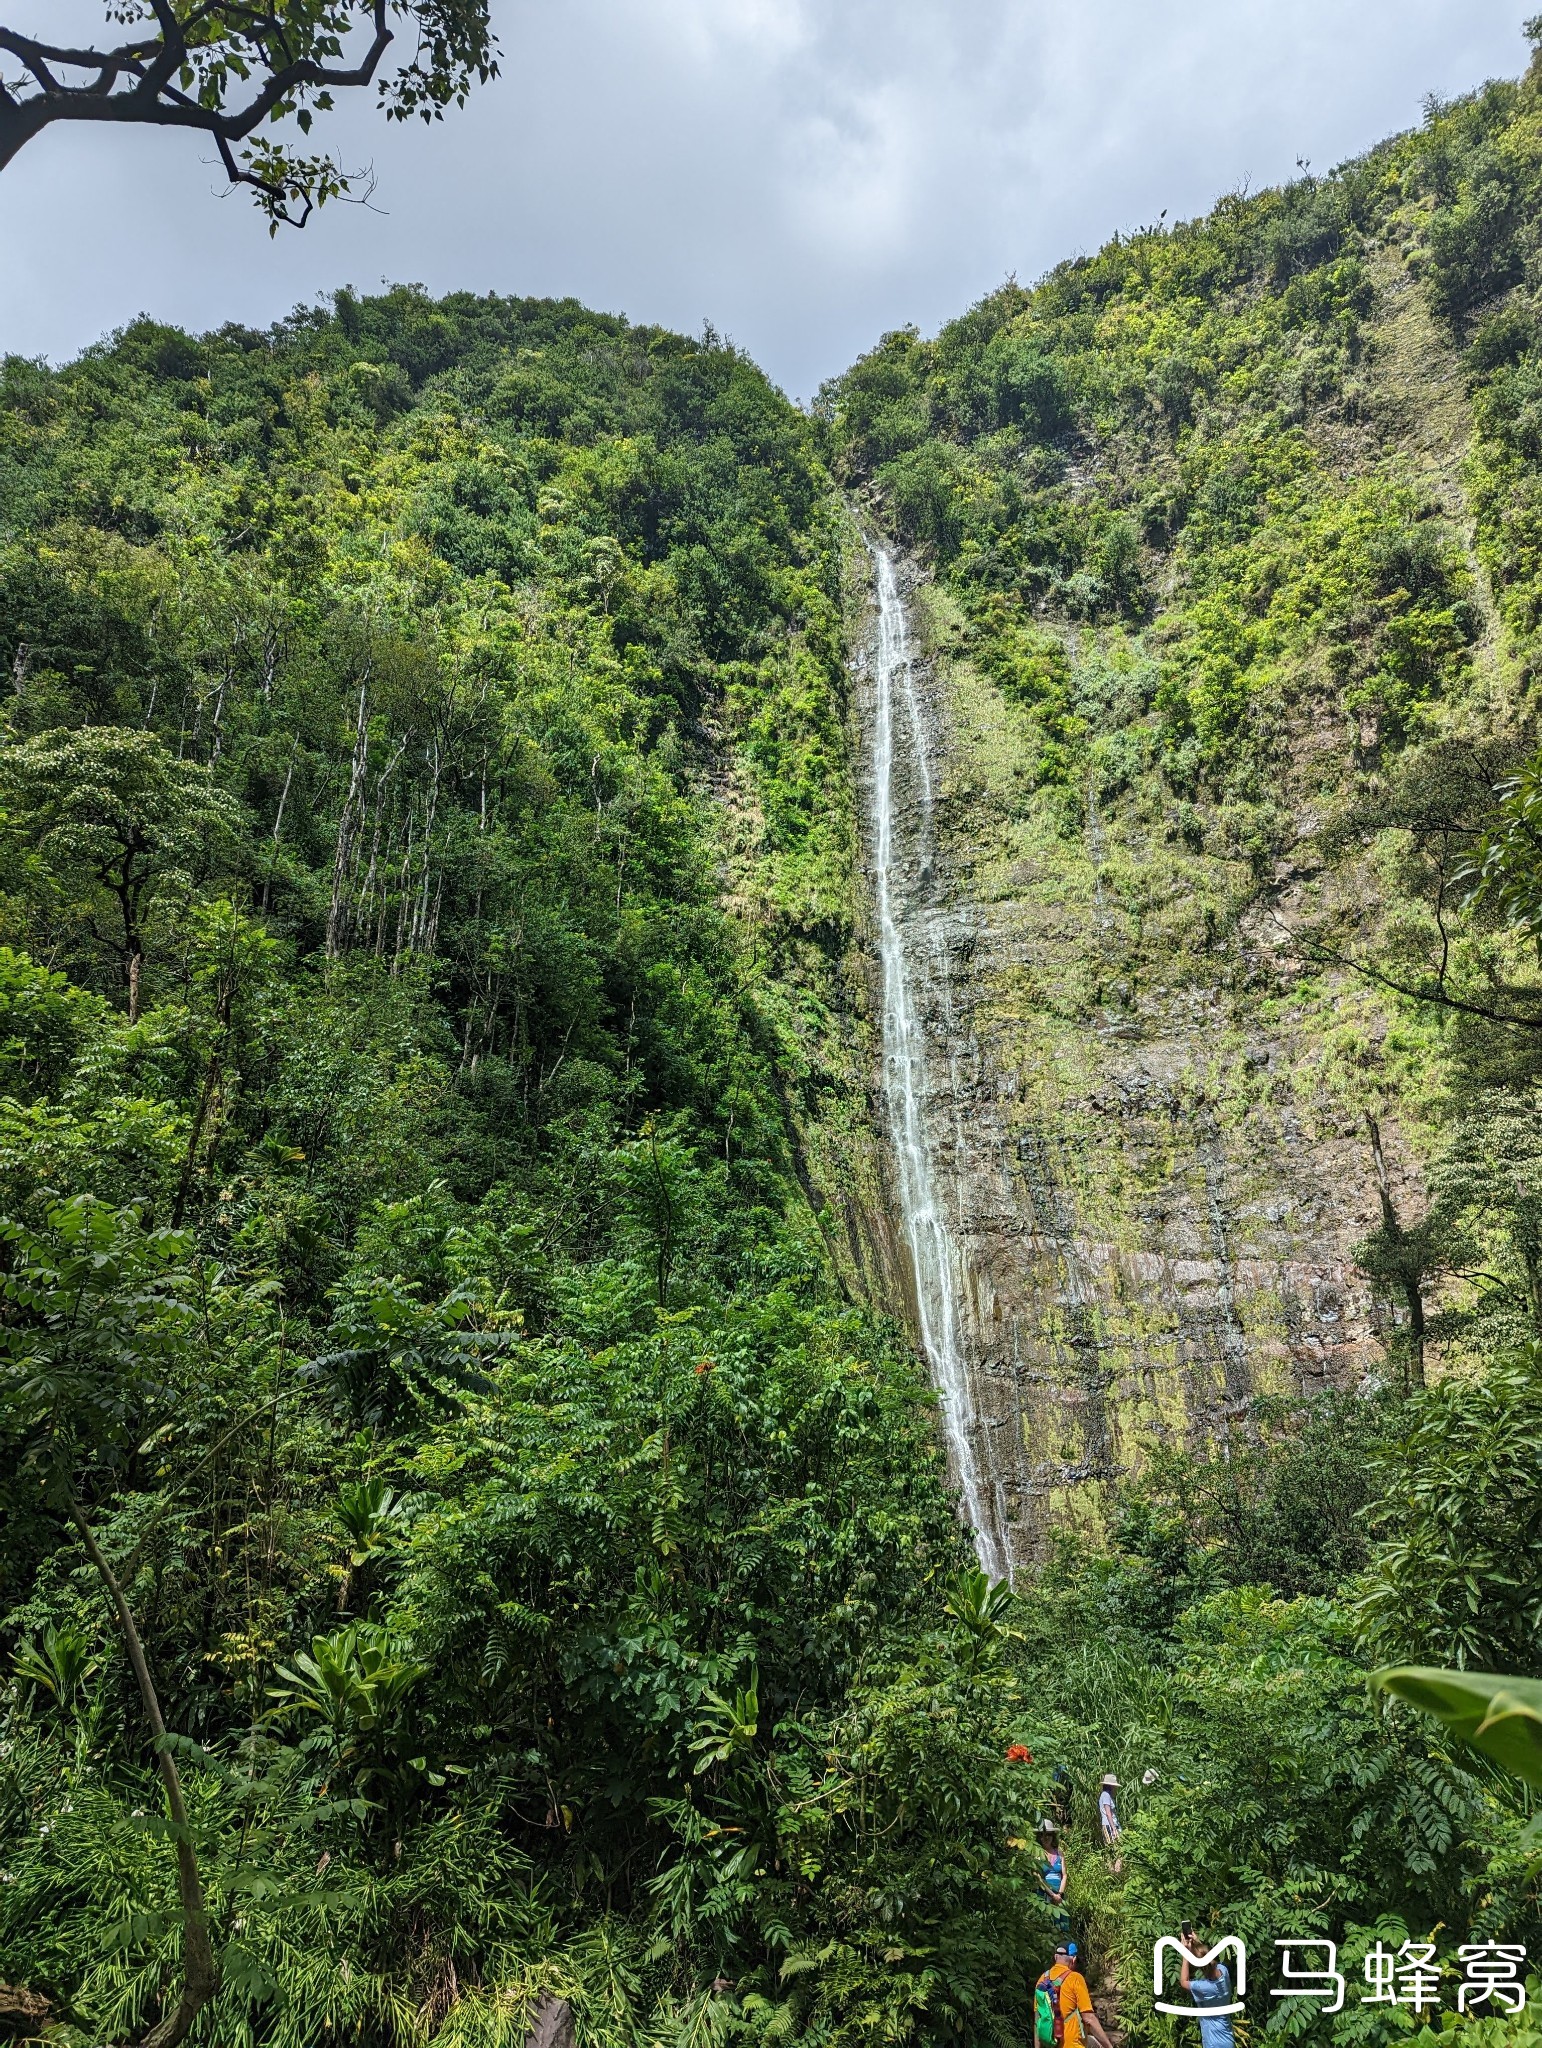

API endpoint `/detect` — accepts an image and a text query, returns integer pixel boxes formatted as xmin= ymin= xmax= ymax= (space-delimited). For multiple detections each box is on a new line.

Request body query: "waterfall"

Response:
xmin=867 ymin=541 xmax=1005 ymax=1580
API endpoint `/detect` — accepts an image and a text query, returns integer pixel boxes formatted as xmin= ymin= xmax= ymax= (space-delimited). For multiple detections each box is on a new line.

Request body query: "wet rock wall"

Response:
xmin=849 ymin=552 xmax=1420 ymax=1578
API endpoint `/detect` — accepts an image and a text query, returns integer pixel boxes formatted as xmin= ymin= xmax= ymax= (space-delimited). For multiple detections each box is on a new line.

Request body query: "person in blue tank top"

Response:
xmin=1037 ymin=1824 xmax=1066 ymax=1904
xmin=1180 ymin=1947 xmax=1236 ymax=2048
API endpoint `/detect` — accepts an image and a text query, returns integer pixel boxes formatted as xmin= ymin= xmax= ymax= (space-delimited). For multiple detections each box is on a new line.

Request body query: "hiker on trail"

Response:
xmin=1037 ymin=1822 xmax=1070 ymax=1932
xmin=1034 ymin=1941 xmax=1113 ymax=2048
xmin=1037 ymin=1823 xmax=1066 ymax=1904
xmin=1179 ymin=1943 xmax=1236 ymax=2048
xmin=1097 ymin=1774 xmax=1121 ymax=1847
xmin=1098 ymin=1773 xmax=1123 ymax=1873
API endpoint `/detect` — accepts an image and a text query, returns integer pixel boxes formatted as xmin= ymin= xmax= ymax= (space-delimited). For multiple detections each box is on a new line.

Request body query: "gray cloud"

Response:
xmin=0 ymin=0 xmax=1528 ymax=396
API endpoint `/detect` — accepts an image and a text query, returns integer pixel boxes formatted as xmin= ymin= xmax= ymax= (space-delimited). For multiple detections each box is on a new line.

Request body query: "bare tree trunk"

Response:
xmin=326 ymin=679 xmax=370 ymax=959
xmin=391 ymin=804 xmax=416 ymax=968
xmin=68 ymin=1499 xmax=218 ymax=2048
xmin=1525 ymin=1239 xmax=1542 ymax=1339
xmin=409 ymin=740 xmax=442 ymax=957
xmin=355 ymin=740 xmax=405 ymax=961
xmin=1367 ymin=1113 xmax=1426 ymax=1389
xmin=424 ymin=869 xmax=445 ymax=960
xmin=0 ymin=95 xmax=65 ymax=175
xmin=263 ymin=742 xmax=298 ymax=912
xmin=172 ymin=1054 xmax=223 ymax=1228
xmin=208 ymin=662 xmax=232 ymax=763
xmin=172 ymin=964 xmax=235 ymax=1227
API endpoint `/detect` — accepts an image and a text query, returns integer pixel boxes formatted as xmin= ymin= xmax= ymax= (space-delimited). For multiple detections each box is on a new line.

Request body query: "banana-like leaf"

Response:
xmin=1373 ymin=1665 xmax=1542 ymax=1788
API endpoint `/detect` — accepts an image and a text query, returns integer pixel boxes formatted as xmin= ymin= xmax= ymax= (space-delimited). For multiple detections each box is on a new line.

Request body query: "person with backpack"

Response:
xmin=1035 ymin=1942 xmax=1113 ymax=2048
xmin=1034 ymin=1944 xmax=1071 ymax=2048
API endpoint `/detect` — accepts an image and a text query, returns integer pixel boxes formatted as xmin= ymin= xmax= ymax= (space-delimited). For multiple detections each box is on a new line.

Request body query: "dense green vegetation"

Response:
xmin=17 ymin=32 xmax=1542 ymax=2048
xmin=822 ymin=28 xmax=1542 ymax=1373
xmin=1021 ymin=1384 xmax=1542 ymax=2045
xmin=0 ymin=291 xmax=1058 ymax=2043
xmin=814 ymin=23 xmax=1542 ymax=2045
xmin=825 ymin=113 xmax=1481 ymax=793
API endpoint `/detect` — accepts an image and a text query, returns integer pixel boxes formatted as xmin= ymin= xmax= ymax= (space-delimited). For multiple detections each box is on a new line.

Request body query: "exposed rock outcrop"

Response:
xmin=853 ymin=547 xmax=1413 ymax=1576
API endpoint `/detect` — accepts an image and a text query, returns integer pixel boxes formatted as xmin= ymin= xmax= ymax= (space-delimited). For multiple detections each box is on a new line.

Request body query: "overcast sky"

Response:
xmin=0 ymin=1 xmax=1530 ymax=399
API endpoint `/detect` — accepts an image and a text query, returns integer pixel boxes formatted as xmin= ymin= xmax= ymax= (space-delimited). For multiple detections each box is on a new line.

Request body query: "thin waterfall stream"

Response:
xmin=867 ymin=541 xmax=1006 ymax=1580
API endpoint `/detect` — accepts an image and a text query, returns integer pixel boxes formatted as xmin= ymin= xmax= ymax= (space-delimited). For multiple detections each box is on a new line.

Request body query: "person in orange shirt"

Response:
xmin=1056 ymin=1942 xmax=1114 ymax=2048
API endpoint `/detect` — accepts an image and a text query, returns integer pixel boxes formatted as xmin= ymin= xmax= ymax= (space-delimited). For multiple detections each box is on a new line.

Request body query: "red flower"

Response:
xmin=1005 ymin=1744 xmax=1033 ymax=1763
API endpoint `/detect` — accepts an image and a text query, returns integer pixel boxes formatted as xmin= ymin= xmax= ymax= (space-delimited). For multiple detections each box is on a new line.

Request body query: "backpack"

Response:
xmin=1034 ymin=1970 xmax=1065 ymax=2047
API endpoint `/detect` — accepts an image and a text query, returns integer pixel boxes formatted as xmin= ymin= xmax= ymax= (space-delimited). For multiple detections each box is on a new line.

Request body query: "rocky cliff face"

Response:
xmin=853 ymin=551 xmax=1415 ymax=1576
xmin=843 ymin=248 xmax=1507 ymax=1575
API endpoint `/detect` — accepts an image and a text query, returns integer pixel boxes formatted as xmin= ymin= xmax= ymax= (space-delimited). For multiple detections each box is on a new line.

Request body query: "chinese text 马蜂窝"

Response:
xmin=1151 ymin=1938 xmax=1527 ymax=2017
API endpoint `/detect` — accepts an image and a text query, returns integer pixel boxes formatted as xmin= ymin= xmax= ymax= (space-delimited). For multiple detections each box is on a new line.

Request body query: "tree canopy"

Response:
xmin=0 ymin=0 xmax=496 ymax=226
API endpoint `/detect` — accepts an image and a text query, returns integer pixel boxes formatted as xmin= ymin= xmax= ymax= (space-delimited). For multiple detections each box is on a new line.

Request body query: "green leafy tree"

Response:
xmin=1355 ymin=1113 xmax=1442 ymax=1387
xmin=0 ymin=0 xmax=498 ymax=227
xmin=1114 ymin=1593 xmax=1486 ymax=2045
xmin=333 ymin=1475 xmax=409 ymax=1613
xmin=1426 ymin=1093 xmax=1542 ymax=1344
xmin=0 ymin=283 xmax=966 ymax=2039
xmin=0 ymin=1195 xmax=216 ymax=2046
xmin=1357 ymin=1344 xmax=1542 ymax=1673
xmin=12 ymin=1620 xmax=99 ymax=1715
xmin=1375 ymin=1665 xmax=1542 ymax=1790
xmin=1463 ymin=748 xmax=1542 ymax=941
xmin=614 ymin=1120 xmax=707 ymax=1306
xmin=0 ymin=728 xmax=241 ymax=1022
xmin=269 ymin=1620 xmax=431 ymax=1807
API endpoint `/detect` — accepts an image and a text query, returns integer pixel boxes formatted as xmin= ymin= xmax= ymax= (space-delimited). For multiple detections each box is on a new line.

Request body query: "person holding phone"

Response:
xmin=1179 ymin=1926 xmax=1236 ymax=2048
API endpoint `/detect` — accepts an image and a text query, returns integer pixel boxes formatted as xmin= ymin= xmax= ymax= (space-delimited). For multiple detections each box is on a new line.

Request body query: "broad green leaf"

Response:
xmin=1373 ymin=1665 xmax=1542 ymax=1787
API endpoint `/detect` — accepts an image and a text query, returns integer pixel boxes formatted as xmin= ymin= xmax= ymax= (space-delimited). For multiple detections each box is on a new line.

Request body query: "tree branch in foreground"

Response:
xmin=1267 ymin=908 xmax=1542 ymax=1031
xmin=0 ymin=1 xmax=495 ymax=227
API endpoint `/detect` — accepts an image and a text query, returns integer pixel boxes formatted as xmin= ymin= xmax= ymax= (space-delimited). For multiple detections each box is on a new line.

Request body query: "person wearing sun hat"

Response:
xmin=1035 ymin=1941 xmax=1113 ymax=2048
xmin=1097 ymin=1774 xmax=1123 ymax=1872
xmin=1097 ymin=1774 xmax=1121 ymax=1847
xmin=1036 ymin=1819 xmax=1070 ymax=1932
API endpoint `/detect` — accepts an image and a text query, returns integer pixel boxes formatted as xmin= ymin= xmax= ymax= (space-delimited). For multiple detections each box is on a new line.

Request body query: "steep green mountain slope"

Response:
xmin=827 ymin=38 xmax=1542 ymax=1562
xmin=813 ymin=44 xmax=1542 ymax=2033
xmin=13 ymin=45 xmax=1542 ymax=2048
xmin=0 ymin=293 xmax=1053 ymax=2043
